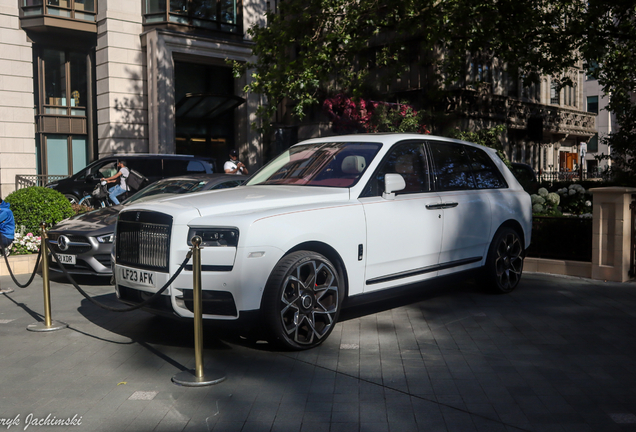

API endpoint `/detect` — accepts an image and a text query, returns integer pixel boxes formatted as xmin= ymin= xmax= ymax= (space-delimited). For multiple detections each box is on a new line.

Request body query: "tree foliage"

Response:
xmin=237 ymin=0 xmax=635 ymax=173
xmin=577 ymin=1 xmax=636 ymax=182
xmin=237 ymin=0 xmax=584 ymax=121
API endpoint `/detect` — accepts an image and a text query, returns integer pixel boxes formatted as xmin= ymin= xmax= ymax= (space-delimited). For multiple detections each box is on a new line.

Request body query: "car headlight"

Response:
xmin=187 ymin=228 xmax=239 ymax=247
xmin=97 ymin=233 xmax=115 ymax=243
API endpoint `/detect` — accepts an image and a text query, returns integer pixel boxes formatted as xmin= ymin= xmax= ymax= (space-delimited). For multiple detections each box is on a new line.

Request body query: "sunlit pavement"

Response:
xmin=1 ymin=271 xmax=636 ymax=432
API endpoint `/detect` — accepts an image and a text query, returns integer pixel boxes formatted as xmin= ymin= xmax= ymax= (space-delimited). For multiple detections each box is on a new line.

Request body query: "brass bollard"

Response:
xmin=172 ymin=236 xmax=226 ymax=386
xmin=27 ymin=223 xmax=67 ymax=332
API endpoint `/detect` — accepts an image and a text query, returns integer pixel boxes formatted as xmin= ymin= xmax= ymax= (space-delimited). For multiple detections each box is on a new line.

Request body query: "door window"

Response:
xmin=429 ymin=142 xmax=476 ymax=191
xmin=465 ymin=146 xmax=507 ymax=189
xmin=361 ymin=141 xmax=430 ymax=197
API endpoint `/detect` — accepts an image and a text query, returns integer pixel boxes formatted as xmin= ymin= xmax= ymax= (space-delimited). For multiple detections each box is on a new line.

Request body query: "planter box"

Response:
xmin=0 ymin=254 xmax=41 ymax=276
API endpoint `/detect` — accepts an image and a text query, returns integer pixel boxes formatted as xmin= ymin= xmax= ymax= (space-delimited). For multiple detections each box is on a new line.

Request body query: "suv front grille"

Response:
xmin=116 ymin=211 xmax=173 ymax=272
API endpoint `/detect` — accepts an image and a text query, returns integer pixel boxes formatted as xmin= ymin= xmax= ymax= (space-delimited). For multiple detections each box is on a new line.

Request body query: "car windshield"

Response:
xmin=123 ymin=179 xmax=209 ymax=205
xmin=246 ymin=142 xmax=382 ymax=187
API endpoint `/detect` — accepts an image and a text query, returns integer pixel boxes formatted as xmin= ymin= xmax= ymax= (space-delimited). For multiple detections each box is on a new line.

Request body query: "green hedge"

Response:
xmin=526 ymin=216 xmax=592 ymax=262
xmin=5 ymin=187 xmax=74 ymax=234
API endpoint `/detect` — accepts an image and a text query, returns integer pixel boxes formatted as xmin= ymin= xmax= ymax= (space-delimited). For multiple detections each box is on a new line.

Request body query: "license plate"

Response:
xmin=54 ymin=254 xmax=76 ymax=265
xmin=118 ymin=266 xmax=156 ymax=288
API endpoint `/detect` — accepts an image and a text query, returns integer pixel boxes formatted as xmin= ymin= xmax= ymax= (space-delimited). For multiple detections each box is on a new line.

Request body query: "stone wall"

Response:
xmin=0 ymin=0 xmax=36 ymax=197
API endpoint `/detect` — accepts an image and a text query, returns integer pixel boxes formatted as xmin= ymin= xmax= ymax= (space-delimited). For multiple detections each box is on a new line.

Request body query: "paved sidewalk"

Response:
xmin=1 ymin=271 xmax=636 ymax=432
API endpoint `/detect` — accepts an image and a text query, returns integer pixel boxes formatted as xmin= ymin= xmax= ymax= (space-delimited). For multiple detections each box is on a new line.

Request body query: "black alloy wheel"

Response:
xmin=263 ymin=251 xmax=342 ymax=350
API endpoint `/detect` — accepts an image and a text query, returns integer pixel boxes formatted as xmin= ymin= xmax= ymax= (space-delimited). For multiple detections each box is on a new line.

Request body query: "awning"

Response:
xmin=175 ymin=93 xmax=245 ymax=120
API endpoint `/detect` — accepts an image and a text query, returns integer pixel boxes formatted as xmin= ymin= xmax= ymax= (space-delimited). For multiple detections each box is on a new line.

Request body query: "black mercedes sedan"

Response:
xmin=47 ymin=173 xmax=245 ymax=276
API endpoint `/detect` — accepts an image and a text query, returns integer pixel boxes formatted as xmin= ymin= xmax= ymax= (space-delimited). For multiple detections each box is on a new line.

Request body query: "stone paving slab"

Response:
xmin=1 ymin=272 xmax=636 ymax=431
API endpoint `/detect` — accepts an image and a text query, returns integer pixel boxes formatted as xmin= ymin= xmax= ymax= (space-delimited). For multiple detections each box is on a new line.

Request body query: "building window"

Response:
xmin=550 ymin=81 xmax=560 ymax=105
xmin=21 ymin=0 xmax=96 ymax=22
xmin=37 ymin=135 xmax=88 ymax=176
xmin=41 ymin=48 xmax=87 ymax=116
xmin=35 ymin=47 xmax=93 ymax=176
xmin=505 ymin=71 xmax=519 ymax=98
xmin=587 ymin=95 xmax=599 ymax=114
xmin=588 ymin=133 xmax=598 ymax=152
xmin=144 ymin=0 xmax=241 ymax=33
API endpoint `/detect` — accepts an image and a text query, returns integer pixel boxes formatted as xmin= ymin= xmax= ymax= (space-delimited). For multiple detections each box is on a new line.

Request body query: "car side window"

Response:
xmin=465 ymin=146 xmax=508 ymax=189
xmin=97 ymin=162 xmax=118 ymax=179
xmin=428 ymin=142 xmax=476 ymax=191
xmin=361 ymin=142 xmax=430 ymax=197
xmin=127 ymin=159 xmax=163 ymax=178
xmin=164 ymin=160 xmax=207 ymax=177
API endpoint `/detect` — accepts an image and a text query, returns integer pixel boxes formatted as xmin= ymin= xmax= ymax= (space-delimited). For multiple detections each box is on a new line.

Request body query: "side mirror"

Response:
xmin=85 ymin=174 xmax=94 ymax=182
xmin=382 ymin=173 xmax=406 ymax=200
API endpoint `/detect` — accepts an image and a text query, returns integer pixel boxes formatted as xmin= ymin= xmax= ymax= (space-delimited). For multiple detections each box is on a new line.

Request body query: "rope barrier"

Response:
xmin=47 ymin=239 xmax=192 ymax=312
xmin=0 ymin=245 xmax=43 ymax=289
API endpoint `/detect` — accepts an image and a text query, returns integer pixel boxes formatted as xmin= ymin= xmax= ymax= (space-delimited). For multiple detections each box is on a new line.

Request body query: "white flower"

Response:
xmin=585 ymin=200 xmax=592 ymax=206
xmin=547 ymin=192 xmax=560 ymax=206
xmin=538 ymin=187 xmax=549 ymax=197
xmin=531 ymin=195 xmax=545 ymax=205
xmin=533 ymin=203 xmax=545 ymax=213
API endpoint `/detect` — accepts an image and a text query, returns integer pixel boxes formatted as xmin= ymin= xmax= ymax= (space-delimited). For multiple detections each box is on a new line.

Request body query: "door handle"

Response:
xmin=425 ymin=203 xmax=445 ymax=210
xmin=441 ymin=202 xmax=458 ymax=209
xmin=426 ymin=202 xmax=458 ymax=210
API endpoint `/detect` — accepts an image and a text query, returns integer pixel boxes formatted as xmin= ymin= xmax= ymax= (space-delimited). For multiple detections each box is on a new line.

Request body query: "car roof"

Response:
xmin=293 ymin=133 xmax=493 ymax=151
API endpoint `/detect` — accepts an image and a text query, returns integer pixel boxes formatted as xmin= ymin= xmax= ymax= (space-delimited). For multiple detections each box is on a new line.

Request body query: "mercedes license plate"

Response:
xmin=54 ymin=254 xmax=76 ymax=265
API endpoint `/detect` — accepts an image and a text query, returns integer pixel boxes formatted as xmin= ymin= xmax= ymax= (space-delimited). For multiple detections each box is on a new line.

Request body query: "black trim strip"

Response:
xmin=366 ymin=256 xmax=482 ymax=285
xmin=185 ymin=264 xmax=233 ymax=272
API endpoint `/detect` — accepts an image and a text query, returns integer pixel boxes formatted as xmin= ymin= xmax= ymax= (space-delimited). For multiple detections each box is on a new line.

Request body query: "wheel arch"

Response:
xmin=285 ymin=241 xmax=350 ymax=298
xmin=496 ymin=219 xmax=527 ymax=251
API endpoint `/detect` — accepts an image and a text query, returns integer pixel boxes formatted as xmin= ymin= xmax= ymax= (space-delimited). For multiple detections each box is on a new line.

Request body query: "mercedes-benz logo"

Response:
xmin=58 ymin=235 xmax=70 ymax=251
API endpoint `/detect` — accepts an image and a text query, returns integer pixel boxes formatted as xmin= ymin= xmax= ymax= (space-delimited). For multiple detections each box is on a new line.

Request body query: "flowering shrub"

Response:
xmin=531 ymin=188 xmax=561 ymax=216
xmin=556 ymin=184 xmax=593 ymax=215
xmin=323 ymin=94 xmax=430 ymax=134
xmin=8 ymin=226 xmax=41 ymax=255
xmin=531 ymin=184 xmax=592 ymax=216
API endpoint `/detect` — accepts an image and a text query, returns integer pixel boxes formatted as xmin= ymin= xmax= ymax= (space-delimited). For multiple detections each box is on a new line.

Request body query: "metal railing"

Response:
xmin=15 ymin=174 xmax=70 ymax=190
xmin=537 ymin=170 xmax=607 ymax=183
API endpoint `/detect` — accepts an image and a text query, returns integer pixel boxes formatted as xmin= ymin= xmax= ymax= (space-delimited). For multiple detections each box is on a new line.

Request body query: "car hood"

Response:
xmin=49 ymin=205 xmax=123 ymax=236
xmin=123 ymin=185 xmax=352 ymax=224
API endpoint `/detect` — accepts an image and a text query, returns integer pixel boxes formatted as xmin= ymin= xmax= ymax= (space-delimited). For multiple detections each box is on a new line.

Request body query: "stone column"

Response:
xmin=589 ymin=187 xmax=636 ymax=282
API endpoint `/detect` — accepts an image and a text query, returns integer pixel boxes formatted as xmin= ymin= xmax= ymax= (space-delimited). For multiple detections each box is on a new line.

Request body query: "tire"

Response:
xmin=484 ymin=227 xmax=524 ymax=294
xmin=262 ymin=251 xmax=343 ymax=350
xmin=78 ymin=195 xmax=94 ymax=208
xmin=65 ymin=194 xmax=80 ymax=205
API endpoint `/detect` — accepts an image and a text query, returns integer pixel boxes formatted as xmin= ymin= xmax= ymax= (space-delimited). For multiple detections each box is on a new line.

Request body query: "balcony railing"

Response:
xmin=15 ymin=174 xmax=70 ymax=190
xmin=445 ymin=89 xmax=597 ymax=137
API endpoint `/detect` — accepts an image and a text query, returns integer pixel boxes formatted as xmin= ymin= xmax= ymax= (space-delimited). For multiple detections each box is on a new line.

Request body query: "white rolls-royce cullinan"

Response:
xmin=114 ymin=134 xmax=532 ymax=349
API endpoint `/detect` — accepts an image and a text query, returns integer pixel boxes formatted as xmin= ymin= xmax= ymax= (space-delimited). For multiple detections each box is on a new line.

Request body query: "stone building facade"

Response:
xmin=0 ymin=0 xmax=265 ymax=196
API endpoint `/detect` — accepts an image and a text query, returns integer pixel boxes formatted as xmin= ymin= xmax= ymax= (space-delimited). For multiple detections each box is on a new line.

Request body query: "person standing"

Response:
xmin=0 ymin=198 xmax=15 ymax=294
xmin=224 ymin=149 xmax=249 ymax=175
xmin=104 ymin=160 xmax=130 ymax=205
